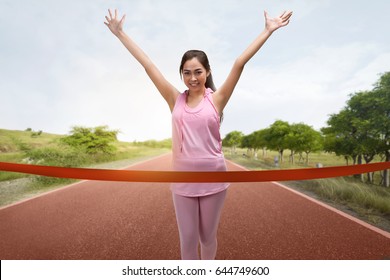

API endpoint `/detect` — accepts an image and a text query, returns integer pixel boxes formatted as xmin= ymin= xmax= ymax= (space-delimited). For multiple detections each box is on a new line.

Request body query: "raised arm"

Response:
xmin=213 ymin=10 xmax=292 ymax=114
xmin=104 ymin=9 xmax=179 ymax=111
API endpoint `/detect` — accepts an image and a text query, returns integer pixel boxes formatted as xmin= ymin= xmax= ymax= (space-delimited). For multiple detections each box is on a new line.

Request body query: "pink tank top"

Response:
xmin=171 ymin=88 xmax=229 ymax=197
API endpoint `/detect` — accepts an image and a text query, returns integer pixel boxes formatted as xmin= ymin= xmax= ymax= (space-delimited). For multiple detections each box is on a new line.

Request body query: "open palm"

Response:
xmin=104 ymin=9 xmax=126 ymax=36
xmin=265 ymin=10 xmax=292 ymax=33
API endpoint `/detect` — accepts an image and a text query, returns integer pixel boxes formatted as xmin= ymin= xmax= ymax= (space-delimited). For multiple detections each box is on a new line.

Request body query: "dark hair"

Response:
xmin=179 ymin=50 xmax=216 ymax=91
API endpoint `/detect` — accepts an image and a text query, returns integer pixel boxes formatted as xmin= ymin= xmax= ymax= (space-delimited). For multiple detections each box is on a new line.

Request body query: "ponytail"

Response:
xmin=206 ymin=73 xmax=217 ymax=92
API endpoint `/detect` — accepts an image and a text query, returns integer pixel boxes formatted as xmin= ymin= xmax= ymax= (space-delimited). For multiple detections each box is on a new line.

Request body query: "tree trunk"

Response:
xmin=384 ymin=152 xmax=390 ymax=187
xmin=367 ymin=172 xmax=374 ymax=184
xmin=290 ymin=151 xmax=294 ymax=164
xmin=299 ymin=153 xmax=304 ymax=163
xmin=363 ymin=154 xmax=375 ymax=184
xmin=384 ymin=170 xmax=389 ymax=187
xmin=352 ymin=155 xmax=357 ymax=165
xmin=355 ymin=155 xmax=364 ymax=182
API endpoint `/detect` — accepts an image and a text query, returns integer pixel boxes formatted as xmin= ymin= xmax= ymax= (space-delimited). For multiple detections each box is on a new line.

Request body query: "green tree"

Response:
xmin=322 ymin=109 xmax=358 ymax=164
xmin=61 ymin=126 xmax=119 ymax=155
xmin=253 ymin=129 xmax=270 ymax=159
xmin=372 ymin=72 xmax=390 ymax=187
xmin=222 ymin=130 xmax=244 ymax=155
xmin=322 ymin=71 xmax=390 ymax=186
xmin=241 ymin=129 xmax=269 ymax=159
xmin=265 ymin=120 xmax=290 ymax=163
xmin=286 ymin=123 xmax=323 ymax=164
xmin=241 ymin=133 xmax=255 ymax=156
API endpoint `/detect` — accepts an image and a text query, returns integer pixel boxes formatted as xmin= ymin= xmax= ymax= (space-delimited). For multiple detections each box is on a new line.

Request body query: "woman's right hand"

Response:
xmin=264 ymin=10 xmax=292 ymax=33
xmin=104 ymin=9 xmax=126 ymax=37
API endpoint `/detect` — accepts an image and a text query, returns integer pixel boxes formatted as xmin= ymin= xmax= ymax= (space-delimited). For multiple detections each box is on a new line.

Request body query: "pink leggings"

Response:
xmin=172 ymin=190 xmax=227 ymax=260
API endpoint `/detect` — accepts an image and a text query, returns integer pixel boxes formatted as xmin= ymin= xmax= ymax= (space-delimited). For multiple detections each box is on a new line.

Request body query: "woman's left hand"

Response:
xmin=264 ymin=10 xmax=293 ymax=33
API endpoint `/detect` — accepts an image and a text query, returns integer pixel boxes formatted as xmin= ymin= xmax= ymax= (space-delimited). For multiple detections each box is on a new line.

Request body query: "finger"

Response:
xmin=108 ymin=8 xmax=113 ymax=19
xmin=279 ymin=10 xmax=287 ymax=18
xmin=283 ymin=11 xmax=293 ymax=20
xmin=115 ymin=9 xmax=118 ymax=19
xmin=120 ymin=14 xmax=126 ymax=25
xmin=264 ymin=10 xmax=269 ymax=19
xmin=105 ymin=16 xmax=110 ymax=22
xmin=280 ymin=13 xmax=292 ymax=23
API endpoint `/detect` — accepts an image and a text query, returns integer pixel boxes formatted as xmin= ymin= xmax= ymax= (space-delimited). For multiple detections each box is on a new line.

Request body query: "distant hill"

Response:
xmin=0 ymin=129 xmax=63 ymax=153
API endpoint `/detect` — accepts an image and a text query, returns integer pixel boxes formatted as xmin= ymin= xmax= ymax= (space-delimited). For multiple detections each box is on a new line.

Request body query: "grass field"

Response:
xmin=0 ymin=128 xmax=170 ymax=206
xmin=0 ymin=128 xmax=171 ymax=180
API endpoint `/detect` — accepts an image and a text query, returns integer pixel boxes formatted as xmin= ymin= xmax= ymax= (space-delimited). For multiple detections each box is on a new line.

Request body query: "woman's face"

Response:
xmin=182 ymin=57 xmax=210 ymax=92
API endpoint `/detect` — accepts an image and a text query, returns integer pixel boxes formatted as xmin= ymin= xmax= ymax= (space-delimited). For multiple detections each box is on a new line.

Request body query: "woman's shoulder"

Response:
xmin=172 ymin=90 xmax=187 ymax=108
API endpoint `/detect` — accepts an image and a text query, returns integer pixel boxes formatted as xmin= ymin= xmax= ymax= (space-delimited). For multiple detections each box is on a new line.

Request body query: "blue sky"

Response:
xmin=1 ymin=0 xmax=389 ymax=141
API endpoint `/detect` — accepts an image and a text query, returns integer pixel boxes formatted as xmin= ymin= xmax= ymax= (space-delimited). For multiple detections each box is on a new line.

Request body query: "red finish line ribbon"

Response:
xmin=0 ymin=161 xmax=389 ymax=183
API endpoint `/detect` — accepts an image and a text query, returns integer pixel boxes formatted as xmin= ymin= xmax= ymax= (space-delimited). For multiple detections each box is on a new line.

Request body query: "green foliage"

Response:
xmin=26 ymin=146 xmax=88 ymax=167
xmin=23 ymin=146 xmax=87 ymax=185
xmin=222 ymin=131 xmax=244 ymax=154
xmin=10 ymin=137 xmax=31 ymax=152
xmin=265 ymin=120 xmax=290 ymax=162
xmin=61 ymin=126 xmax=118 ymax=155
xmin=322 ymin=72 xmax=389 ymax=162
xmin=321 ymin=72 xmax=390 ymax=186
xmin=223 ymin=130 xmax=244 ymax=147
xmin=229 ymin=121 xmax=323 ymax=164
xmin=241 ymin=129 xmax=269 ymax=150
xmin=30 ymin=130 xmax=43 ymax=138
xmin=286 ymin=123 xmax=323 ymax=164
xmin=133 ymin=138 xmax=172 ymax=149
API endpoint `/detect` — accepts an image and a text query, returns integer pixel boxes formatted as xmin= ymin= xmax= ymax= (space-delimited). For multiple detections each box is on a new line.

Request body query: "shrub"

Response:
xmin=25 ymin=146 xmax=89 ymax=186
xmin=61 ymin=126 xmax=118 ymax=155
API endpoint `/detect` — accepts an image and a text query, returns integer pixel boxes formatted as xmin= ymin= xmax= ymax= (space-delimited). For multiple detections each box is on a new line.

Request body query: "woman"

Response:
xmin=104 ymin=8 xmax=292 ymax=260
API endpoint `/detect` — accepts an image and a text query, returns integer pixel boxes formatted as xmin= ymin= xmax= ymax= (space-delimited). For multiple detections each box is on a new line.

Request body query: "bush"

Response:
xmin=61 ymin=126 xmax=118 ymax=155
xmin=11 ymin=137 xmax=31 ymax=152
xmin=25 ymin=146 xmax=89 ymax=186
xmin=26 ymin=146 xmax=88 ymax=167
xmin=31 ymin=130 xmax=42 ymax=138
xmin=133 ymin=139 xmax=172 ymax=149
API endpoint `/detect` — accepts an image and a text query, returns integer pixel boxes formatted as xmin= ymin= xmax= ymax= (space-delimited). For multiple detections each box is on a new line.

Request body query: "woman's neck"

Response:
xmin=187 ymin=87 xmax=206 ymax=97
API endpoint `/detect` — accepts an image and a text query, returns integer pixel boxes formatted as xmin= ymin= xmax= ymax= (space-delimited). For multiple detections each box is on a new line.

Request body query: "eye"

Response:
xmin=195 ymin=70 xmax=203 ymax=75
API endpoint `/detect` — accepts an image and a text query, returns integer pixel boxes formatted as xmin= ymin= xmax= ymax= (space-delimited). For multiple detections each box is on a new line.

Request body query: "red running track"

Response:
xmin=0 ymin=153 xmax=389 ymax=260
